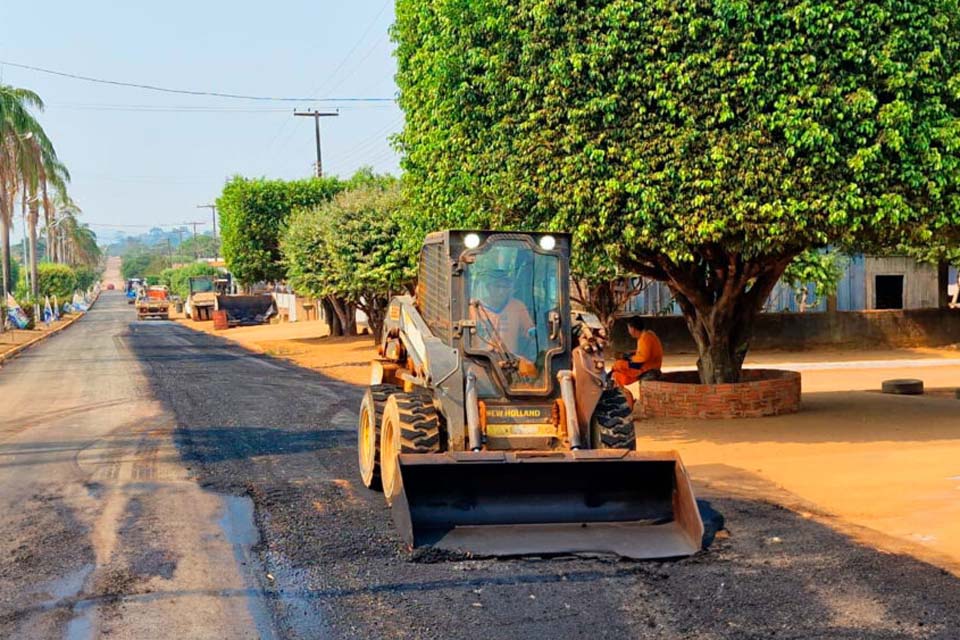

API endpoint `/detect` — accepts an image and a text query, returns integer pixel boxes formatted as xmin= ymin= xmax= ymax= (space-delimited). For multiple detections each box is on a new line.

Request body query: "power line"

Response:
xmin=0 ymin=60 xmax=395 ymax=103
xmin=335 ymin=115 xmax=404 ymax=166
xmin=323 ymin=35 xmax=391 ymax=98
xmin=261 ymin=0 xmax=392 ymax=173
xmin=308 ymin=0 xmax=392 ymax=97
xmin=46 ymin=102 xmax=397 ymax=113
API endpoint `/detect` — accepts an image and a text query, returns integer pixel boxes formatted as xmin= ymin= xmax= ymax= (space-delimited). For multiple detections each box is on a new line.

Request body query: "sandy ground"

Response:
xmin=175 ymin=317 xmax=377 ymax=385
xmin=179 ymin=317 xmax=960 ymax=575
xmin=147 ymin=316 xmax=960 ymax=638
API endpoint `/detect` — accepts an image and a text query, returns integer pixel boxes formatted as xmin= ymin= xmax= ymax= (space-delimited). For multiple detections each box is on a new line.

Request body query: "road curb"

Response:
xmin=0 ymin=292 xmax=101 ymax=366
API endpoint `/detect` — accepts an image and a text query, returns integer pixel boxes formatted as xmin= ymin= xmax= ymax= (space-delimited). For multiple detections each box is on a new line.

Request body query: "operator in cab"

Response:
xmin=612 ymin=316 xmax=663 ymax=408
xmin=470 ymin=265 xmax=539 ymax=379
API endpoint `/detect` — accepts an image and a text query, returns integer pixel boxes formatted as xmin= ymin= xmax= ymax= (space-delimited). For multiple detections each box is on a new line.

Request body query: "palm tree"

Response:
xmin=53 ymin=204 xmax=100 ymax=267
xmin=0 ymin=84 xmax=51 ymax=297
xmin=47 ymin=193 xmax=80 ymax=263
xmin=21 ymin=133 xmax=69 ymax=296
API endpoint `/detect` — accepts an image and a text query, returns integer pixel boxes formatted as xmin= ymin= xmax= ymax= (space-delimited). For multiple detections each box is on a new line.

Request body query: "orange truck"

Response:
xmin=136 ymin=285 xmax=171 ymax=320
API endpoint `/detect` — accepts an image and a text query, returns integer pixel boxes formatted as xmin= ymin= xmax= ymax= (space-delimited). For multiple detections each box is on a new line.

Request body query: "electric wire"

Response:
xmin=0 ymin=60 xmax=395 ymax=103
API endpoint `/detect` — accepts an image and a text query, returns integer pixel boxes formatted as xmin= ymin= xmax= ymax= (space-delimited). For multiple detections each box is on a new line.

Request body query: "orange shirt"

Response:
xmin=632 ymin=330 xmax=663 ymax=374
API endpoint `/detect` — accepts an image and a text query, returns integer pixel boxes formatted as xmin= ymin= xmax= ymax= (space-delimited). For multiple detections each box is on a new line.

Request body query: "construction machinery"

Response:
xmin=187 ymin=276 xmax=219 ymax=321
xmin=136 ymin=285 xmax=171 ymax=320
xmin=357 ymin=231 xmax=702 ymax=559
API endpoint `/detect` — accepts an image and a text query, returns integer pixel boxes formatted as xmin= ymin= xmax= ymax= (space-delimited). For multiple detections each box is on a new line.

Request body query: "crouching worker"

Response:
xmin=612 ymin=317 xmax=663 ymax=409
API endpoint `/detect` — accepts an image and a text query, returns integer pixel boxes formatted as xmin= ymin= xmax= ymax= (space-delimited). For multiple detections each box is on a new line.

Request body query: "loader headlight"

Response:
xmin=464 ymin=233 xmax=482 ymax=249
xmin=539 ymin=235 xmax=556 ymax=251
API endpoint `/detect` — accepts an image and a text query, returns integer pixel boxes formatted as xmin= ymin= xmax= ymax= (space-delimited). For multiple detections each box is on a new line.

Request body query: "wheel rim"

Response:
xmin=380 ymin=413 xmax=400 ymax=505
xmin=358 ymin=404 xmax=375 ymax=486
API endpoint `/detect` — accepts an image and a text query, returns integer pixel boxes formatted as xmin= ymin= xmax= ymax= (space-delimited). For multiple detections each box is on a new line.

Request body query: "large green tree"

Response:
xmin=217 ymin=176 xmax=342 ymax=286
xmin=395 ymin=0 xmax=960 ymax=382
xmin=282 ymin=180 xmax=413 ymax=340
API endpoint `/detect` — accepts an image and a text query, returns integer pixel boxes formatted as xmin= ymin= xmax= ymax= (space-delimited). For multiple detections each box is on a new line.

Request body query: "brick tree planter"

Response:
xmin=640 ymin=369 xmax=801 ymax=419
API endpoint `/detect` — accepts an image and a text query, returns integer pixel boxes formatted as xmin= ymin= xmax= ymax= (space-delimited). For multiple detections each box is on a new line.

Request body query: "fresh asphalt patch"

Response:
xmin=130 ymin=322 xmax=960 ymax=639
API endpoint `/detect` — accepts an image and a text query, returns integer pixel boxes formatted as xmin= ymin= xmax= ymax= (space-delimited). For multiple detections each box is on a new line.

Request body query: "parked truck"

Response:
xmin=136 ymin=285 xmax=171 ymax=320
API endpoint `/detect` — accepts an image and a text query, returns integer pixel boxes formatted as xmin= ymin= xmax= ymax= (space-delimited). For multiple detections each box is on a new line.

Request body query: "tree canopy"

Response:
xmin=395 ymin=0 xmax=960 ymax=382
xmin=282 ymin=179 xmax=412 ymax=339
xmin=217 ymin=176 xmax=342 ymax=285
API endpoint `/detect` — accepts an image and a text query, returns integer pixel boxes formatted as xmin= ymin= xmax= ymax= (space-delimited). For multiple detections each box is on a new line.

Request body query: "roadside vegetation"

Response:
xmin=392 ymin=0 xmax=960 ymax=383
xmin=160 ymin=263 xmax=219 ymax=300
xmin=1 ymin=84 xmax=101 ymax=306
xmin=282 ymin=174 xmax=412 ymax=339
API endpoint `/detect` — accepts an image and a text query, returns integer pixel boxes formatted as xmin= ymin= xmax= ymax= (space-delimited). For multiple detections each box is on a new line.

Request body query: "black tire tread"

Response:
xmin=591 ymin=388 xmax=636 ymax=450
xmin=362 ymin=384 xmax=401 ymax=489
xmin=394 ymin=393 xmax=441 ymax=453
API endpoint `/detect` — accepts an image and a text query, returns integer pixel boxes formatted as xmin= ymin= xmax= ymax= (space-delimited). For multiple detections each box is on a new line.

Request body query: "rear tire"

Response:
xmin=380 ymin=392 xmax=440 ymax=505
xmin=590 ymin=387 xmax=636 ymax=450
xmin=357 ymin=384 xmax=400 ymax=490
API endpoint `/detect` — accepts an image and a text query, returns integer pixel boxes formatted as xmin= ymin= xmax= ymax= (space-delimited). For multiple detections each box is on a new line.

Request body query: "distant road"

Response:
xmin=103 ymin=255 xmax=122 ymax=289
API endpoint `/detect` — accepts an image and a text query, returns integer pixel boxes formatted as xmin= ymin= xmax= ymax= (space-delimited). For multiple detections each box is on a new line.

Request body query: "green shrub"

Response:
xmin=39 ymin=263 xmax=78 ymax=301
xmin=218 ymin=176 xmax=343 ymax=285
xmin=74 ymin=265 xmax=101 ymax=291
xmin=162 ymin=263 xmax=219 ymax=299
xmin=17 ymin=263 xmax=77 ymax=302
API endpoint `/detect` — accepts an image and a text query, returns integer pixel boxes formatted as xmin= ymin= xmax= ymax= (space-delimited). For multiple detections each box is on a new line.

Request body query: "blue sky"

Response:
xmin=0 ymin=0 xmax=400 ymax=242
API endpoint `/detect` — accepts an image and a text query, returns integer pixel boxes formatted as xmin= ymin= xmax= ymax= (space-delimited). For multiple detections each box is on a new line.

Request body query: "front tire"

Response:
xmin=379 ymin=392 xmax=440 ymax=505
xmin=357 ymin=384 xmax=400 ymax=490
xmin=590 ymin=387 xmax=636 ymax=450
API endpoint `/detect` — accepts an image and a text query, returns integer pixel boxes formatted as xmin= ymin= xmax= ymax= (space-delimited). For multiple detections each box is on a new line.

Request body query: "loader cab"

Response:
xmin=416 ymin=231 xmax=572 ymax=397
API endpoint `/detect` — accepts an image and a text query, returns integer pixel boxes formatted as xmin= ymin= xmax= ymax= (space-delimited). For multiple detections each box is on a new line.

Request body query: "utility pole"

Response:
xmin=197 ymin=204 xmax=217 ymax=239
xmin=294 ymin=109 xmax=338 ymax=177
xmin=181 ymin=222 xmax=205 ymax=260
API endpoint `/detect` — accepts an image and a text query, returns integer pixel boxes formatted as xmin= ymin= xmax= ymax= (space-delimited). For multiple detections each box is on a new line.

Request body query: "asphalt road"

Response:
xmin=4 ymin=292 xmax=960 ymax=639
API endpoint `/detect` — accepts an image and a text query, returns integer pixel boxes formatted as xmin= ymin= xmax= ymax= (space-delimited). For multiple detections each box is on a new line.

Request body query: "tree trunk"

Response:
xmin=1 ymin=216 xmax=10 ymax=298
xmin=938 ymin=261 xmax=950 ymax=309
xmin=28 ymin=200 xmax=39 ymax=298
xmin=326 ymin=296 xmax=357 ymax=336
xmin=360 ymin=295 xmax=388 ymax=343
xmin=572 ymin=277 xmax=644 ymax=336
xmin=340 ymin=300 xmax=358 ymax=336
xmin=322 ymin=297 xmax=343 ymax=336
xmin=684 ymin=307 xmax=750 ymax=384
xmin=624 ymin=249 xmax=794 ymax=384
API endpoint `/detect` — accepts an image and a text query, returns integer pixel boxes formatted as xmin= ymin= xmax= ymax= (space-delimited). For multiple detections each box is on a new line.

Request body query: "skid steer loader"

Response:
xmin=357 ymin=231 xmax=703 ymax=559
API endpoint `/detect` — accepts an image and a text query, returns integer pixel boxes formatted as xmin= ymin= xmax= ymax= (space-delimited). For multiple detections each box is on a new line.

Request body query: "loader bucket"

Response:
xmin=387 ymin=449 xmax=704 ymax=559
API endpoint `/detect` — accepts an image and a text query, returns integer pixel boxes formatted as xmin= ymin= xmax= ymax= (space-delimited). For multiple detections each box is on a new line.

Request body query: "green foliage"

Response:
xmin=73 ymin=265 xmax=101 ymax=291
xmin=394 ymin=0 xmax=960 ymax=382
xmin=174 ymin=234 xmax=220 ymax=262
xmin=161 ymin=263 xmax=219 ymax=300
xmin=121 ymin=249 xmax=169 ymax=280
xmin=121 ymin=252 xmax=152 ymax=280
xmin=7 ymin=260 xmax=20 ymax=290
xmin=18 ymin=263 xmax=77 ymax=301
xmin=282 ymin=182 xmax=412 ymax=337
xmin=217 ymin=176 xmax=343 ymax=285
xmin=783 ymin=250 xmax=847 ymax=308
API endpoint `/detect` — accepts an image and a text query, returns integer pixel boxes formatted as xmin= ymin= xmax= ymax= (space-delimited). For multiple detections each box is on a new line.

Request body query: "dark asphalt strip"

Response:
xmin=130 ymin=322 xmax=960 ymax=640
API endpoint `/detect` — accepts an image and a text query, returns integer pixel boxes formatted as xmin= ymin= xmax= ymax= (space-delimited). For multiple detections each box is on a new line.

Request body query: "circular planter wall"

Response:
xmin=640 ymin=369 xmax=801 ymax=419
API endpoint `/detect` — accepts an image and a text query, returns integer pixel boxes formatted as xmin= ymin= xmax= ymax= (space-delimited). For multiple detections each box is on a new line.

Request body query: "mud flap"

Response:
xmin=388 ymin=450 xmax=704 ymax=559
